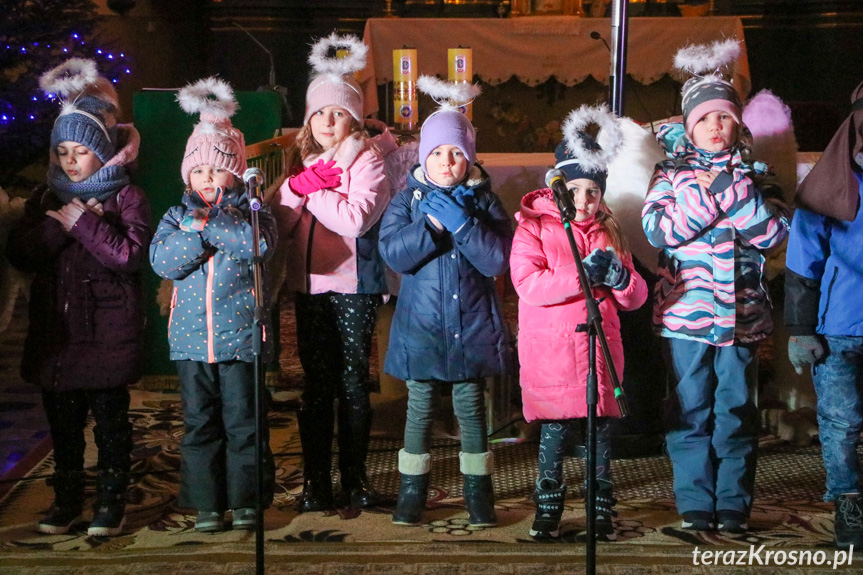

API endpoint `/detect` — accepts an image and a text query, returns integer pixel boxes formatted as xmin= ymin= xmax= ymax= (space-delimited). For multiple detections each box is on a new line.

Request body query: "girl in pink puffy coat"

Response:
xmin=510 ymin=107 xmax=647 ymax=541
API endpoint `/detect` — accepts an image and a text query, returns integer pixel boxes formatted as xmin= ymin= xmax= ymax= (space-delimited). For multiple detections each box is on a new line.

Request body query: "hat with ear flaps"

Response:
xmin=554 ymin=103 xmax=624 ymax=193
xmin=795 ymin=81 xmax=863 ymax=222
xmin=674 ymin=39 xmax=744 ymax=140
xmin=40 ymin=58 xmax=120 ymax=164
xmin=304 ymin=32 xmax=367 ymax=124
xmin=416 ymin=75 xmax=481 ymax=175
xmin=177 ymin=77 xmax=247 ymax=185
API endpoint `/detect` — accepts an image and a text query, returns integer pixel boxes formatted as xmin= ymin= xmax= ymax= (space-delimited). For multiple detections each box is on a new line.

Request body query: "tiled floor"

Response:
xmin=0 ymin=295 xmax=49 ymax=479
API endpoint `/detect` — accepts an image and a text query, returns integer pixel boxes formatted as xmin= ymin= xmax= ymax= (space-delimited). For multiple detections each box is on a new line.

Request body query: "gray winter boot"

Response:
xmin=392 ymin=450 xmax=431 ymax=526
xmin=461 ymin=451 xmax=497 ymax=527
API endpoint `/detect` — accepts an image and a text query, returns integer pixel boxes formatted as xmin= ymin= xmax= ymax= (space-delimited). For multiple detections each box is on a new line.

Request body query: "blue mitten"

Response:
xmin=419 ymin=190 xmax=469 ymax=232
xmin=582 ymin=247 xmax=630 ymax=290
xmin=582 ymin=248 xmax=609 ymax=286
xmin=601 ymin=247 xmax=630 ymax=291
xmin=451 ymin=185 xmax=476 ymax=211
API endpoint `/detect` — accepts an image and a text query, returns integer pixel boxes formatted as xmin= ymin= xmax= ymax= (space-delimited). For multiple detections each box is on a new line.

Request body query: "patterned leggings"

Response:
xmin=538 ymin=418 xmax=612 ymax=487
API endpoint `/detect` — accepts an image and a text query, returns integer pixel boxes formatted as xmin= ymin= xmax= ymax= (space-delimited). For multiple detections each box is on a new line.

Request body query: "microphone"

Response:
xmin=242 ymin=167 xmax=265 ymax=211
xmin=590 ymin=30 xmax=611 ymax=52
xmin=545 ymin=168 xmax=577 ymax=222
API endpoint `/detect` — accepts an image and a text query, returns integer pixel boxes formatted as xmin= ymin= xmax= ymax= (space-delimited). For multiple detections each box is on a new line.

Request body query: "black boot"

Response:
xmin=337 ymin=400 xmax=379 ymax=508
xmin=529 ymin=478 xmax=567 ymax=539
xmin=38 ymin=470 xmax=85 ymax=534
xmin=461 ymin=451 xmax=497 ymax=527
xmin=297 ymin=403 xmax=335 ymax=513
xmin=835 ymin=493 xmax=863 ymax=549
xmin=392 ymin=450 xmax=430 ymax=526
xmin=88 ymin=470 xmax=128 ymax=537
xmin=589 ymin=478 xmax=618 ymax=541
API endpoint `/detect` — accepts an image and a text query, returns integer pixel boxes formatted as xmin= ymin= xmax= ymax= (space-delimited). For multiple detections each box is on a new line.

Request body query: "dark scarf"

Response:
xmin=48 ymin=163 xmax=130 ymax=205
xmin=795 ymin=82 xmax=863 ymax=221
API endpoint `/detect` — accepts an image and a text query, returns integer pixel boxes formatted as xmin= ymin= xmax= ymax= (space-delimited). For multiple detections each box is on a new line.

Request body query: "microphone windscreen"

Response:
xmin=242 ymin=167 xmax=265 ymax=184
xmin=545 ymin=168 xmax=566 ymax=188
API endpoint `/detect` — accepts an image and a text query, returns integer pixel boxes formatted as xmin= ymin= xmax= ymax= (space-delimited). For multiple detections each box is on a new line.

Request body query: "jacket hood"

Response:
xmin=306 ymin=121 xmax=397 ymax=172
xmin=517 ymin=188 xmax=559 ymax=221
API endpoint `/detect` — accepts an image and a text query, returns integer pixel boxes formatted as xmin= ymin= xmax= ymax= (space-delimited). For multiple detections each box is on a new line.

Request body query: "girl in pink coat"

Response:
xmin=276 ymin=34 xmax=396 ymax=513
xmin=510 ymin=106 xmax=647 ymax=540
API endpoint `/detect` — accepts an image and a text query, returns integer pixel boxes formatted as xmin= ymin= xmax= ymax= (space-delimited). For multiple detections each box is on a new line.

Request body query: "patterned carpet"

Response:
xmin=0 ymin=388 xmax=854 ymax=574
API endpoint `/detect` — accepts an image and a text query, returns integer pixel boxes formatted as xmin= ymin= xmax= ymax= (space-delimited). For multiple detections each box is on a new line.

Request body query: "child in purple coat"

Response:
xmin=6 ymin=59 xmax=152 ymax=537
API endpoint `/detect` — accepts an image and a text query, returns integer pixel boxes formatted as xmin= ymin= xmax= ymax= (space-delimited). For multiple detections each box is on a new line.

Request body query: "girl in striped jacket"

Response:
xmin=641 ymin=40 xmax=789 ymax=534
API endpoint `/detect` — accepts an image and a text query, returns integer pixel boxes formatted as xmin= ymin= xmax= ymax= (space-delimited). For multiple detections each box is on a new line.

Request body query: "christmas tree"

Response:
xmin=0 ymin=0 xmax=131 ymax=189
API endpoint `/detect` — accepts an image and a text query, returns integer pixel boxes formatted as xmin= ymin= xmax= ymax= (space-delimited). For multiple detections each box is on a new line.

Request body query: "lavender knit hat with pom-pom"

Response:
xmin=178 ymin=77 xmax=247 ymax=185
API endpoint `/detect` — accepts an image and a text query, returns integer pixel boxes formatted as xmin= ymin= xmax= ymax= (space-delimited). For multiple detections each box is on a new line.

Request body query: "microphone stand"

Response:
xmin=550 ymin=188 xmax=628 ymax=575
xmin=609 ymin=0 xmax=629 ymax=117
xmin=249 ymin=196 xmax=267 ymax=575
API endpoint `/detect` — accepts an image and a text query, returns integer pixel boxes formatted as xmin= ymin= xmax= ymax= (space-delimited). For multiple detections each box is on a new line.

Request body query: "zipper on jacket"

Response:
xmin=205 ymin=255 xmax=216 ymax=363
xmin=820 ymin=267 xmax=839 ymax=330
xmin=305 ymin=217 xmax=317 ymax=293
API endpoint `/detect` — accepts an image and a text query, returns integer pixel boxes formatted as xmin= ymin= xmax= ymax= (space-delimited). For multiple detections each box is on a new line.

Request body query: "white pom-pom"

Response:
xmin=674 ymin=38 xmax=741 ymax=76
xmin=308 ymin=32 xmax=368 ymax=77
xmin=40 ymin=58 xmax=99 ymax=98
xmin=417 ymin=75 xmax=481 ymax=109
xmin=560 ymin=104 xmax=623 ymax=173
xmin=177 ymin=77 xmax=238 ymax=120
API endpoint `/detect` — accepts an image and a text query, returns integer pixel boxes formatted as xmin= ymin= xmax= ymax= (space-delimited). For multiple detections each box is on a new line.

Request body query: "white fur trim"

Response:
xmin=398 ymin=449 xmax=431 ymax=475
xmin=459 ymin=451 xmax=494 ymax=476
xmin=560 ymin=104 xmax=623 ymax=173
xmin=417 ymin=75 xmax=481 ymax=110
xmin=40 ymin=58 xmax=98 ymax=98
xmin=674 ymin=38 xmax=741 ymax=77
xmin=308 ymin=32 xmax=368 ymax=77
xmin=177 ymin=77 xmax=238 ymax=120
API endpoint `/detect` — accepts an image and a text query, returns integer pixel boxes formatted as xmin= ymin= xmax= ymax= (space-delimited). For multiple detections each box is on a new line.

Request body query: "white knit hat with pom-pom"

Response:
xmin=303 ymin=33 xmax=367 ymax=124
xmin=178 ymin=77 xmax=246 ymax=185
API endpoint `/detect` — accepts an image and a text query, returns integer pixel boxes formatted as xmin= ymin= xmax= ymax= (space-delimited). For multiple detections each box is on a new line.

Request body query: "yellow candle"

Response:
xmin=393 ymin=49 xmax=418 ymax=130
xmin=393 ymin=49 xmax=417 ymax=83
xmin=448 ymin=47 xmax=473 ymax=120
xmin=448 ymin=48 xmax=472 ymax=83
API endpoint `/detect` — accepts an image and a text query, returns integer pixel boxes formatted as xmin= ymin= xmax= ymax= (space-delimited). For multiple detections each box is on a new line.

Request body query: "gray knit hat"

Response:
xmin=673 ymin=39 xmax=743 ymax=139
xmin=40 ymin=58 xmax=119 ymax=164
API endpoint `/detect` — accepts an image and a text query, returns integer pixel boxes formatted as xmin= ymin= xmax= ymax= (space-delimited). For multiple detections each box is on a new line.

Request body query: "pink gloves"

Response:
xmin=288 ymin=159 xmax=343 ymax=196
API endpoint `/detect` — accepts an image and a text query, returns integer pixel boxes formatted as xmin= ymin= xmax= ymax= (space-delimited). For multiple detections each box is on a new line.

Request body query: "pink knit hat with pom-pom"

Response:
xmin=178 ymin=77 xmax=246 ymax=185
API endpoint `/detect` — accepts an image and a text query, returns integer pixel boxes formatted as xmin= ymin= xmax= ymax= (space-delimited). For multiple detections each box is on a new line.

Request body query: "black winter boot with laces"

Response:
xmin=592 ymin=478 xmax=618 ymax=541
xmin=835 ymin=493 xmax=863 ymax=549
xmin=529 ymin=478 xmax=567 ymax=539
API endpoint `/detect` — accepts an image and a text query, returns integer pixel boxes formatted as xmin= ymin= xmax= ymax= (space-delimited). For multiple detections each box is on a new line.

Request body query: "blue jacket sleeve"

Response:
xmin=149 ymin=205 xmax=212 ymax=280
xmin=451 ymin=190 xmax=513 ymax=278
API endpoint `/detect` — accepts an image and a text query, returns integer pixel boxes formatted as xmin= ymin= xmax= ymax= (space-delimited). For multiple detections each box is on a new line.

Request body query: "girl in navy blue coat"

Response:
xmin=150 ymin=79 xmax=276 ymax=533
xmin=379 ymin=78 xmax=513 ymax=527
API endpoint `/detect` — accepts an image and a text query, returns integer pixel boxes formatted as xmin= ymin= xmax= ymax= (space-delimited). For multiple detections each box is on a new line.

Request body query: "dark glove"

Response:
xmin=288 ymin=159 xmax=342 ymax=195
xmin=582 ymin=247 xmax=630 ymax=290
xmin=788 ymin=335 xmax=825 ymax=375
xmin=419 ymin=190 xmax=469 ymax=232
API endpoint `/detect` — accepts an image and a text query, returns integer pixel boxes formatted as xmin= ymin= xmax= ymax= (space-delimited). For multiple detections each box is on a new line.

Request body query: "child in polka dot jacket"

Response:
xmin=149 ymin=78 xmax=277 ymax=533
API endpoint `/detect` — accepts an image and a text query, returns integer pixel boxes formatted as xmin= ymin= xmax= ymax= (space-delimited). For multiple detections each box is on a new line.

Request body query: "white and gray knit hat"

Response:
xmin=40 ymin=58 xmax=120 ymax=164
xmin=675 ymin=39 xmax=743 ymax=138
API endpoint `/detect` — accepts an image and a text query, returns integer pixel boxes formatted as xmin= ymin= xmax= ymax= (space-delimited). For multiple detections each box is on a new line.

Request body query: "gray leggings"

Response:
xmin=403 ymin=379 xmax=488 ymax=455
